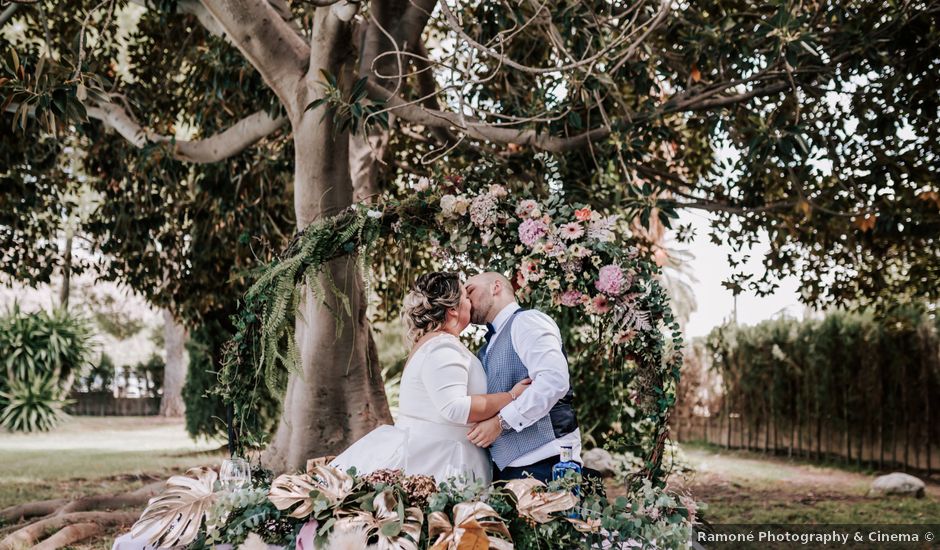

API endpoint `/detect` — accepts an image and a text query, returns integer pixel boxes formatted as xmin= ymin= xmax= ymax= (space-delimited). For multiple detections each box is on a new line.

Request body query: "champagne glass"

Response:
xmin=220 ymin=457 xmax=251 ymax=491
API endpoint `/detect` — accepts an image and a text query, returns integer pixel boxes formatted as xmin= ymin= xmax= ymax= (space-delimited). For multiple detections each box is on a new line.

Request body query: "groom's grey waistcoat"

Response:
xmin=479 ymin=308 xmax=578 ymax=470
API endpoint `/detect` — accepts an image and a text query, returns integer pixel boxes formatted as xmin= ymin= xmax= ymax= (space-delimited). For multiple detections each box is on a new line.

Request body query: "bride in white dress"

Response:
xmin=331 ymin=272 xmax=530 ymax=484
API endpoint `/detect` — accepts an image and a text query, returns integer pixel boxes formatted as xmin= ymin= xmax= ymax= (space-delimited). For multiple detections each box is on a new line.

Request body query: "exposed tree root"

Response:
xmin=0 ymin=480 xmax=166 ymax=549
xmin=0 ymin=511 xmax=138 ymax=550
xmin=32 ymin=522 xmax=102 ymax=550
xmin=0 ymin=499 xmax=69 ymax=524
xmin=0 ymin=481 xmax=162 ymax=524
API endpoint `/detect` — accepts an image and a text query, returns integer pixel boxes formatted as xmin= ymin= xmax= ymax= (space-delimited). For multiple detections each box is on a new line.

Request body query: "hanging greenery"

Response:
xmin=220 ymin=166 xmax=683 ymax=481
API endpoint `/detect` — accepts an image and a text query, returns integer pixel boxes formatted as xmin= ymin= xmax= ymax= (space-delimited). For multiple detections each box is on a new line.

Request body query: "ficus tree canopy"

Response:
xmin=2 ymin=0 xmax=938 ymax=467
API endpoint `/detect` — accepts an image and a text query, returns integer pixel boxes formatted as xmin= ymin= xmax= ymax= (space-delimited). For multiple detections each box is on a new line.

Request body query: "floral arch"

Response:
xmin=123 ymin=167 xmax=694 ymax=549
xmin=219 ymin=165 xmax=684 ymax=484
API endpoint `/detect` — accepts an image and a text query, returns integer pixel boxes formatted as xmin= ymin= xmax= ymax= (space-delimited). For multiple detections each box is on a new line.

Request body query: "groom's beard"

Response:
xmin=469 ymin=305 xmax=488 ymax=325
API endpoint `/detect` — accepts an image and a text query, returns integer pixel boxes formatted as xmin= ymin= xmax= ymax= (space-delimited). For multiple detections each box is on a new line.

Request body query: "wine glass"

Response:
xmin=445 ymin=463 xmax=473 ymax=488
xmin=220 ymin=457 xmax=251 ymax=491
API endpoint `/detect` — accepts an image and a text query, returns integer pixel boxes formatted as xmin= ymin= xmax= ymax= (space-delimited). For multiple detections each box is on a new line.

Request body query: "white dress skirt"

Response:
xmin=331 ymin=333 xmax=492 ymax=484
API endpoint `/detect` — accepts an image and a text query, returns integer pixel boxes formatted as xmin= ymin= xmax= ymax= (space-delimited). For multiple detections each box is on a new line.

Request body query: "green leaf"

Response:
xmin=350 ymin=77 xmax=367 ymax=101
xmin=320 ymin=69 xmax=337 ymax=88
xmin=380 ymin=521 xmax=401 ymax=537
xmin=304 ymin=98 xmax=327 ymax=112
xmin=568 ymin=111 xmax=582 ymax=129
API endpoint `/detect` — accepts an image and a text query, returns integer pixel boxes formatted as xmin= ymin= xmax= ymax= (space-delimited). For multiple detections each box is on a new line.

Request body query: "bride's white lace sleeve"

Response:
xmin=421 ymin=337 xmax=473 ymax=424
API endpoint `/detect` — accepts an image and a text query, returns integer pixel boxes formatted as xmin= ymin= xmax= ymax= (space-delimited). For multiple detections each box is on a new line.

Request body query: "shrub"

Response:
xmin=0 ymin=304 xmax=93 ymax=432
xmin=703 ymin=305 xmax=940 ymax=468
xmin=184 ymin=317 xmax=284 ymax=444
xmin=0 ymin=375 xmax=73 ymax=432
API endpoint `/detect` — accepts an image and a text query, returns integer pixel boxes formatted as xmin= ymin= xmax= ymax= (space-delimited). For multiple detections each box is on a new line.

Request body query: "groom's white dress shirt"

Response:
xmin=487 ymin=302 xmax=582 ymax=467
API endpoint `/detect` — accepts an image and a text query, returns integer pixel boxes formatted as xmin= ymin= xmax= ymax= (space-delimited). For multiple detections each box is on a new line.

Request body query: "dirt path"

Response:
xmin=669 ymin=444 xmax=940 ymax=524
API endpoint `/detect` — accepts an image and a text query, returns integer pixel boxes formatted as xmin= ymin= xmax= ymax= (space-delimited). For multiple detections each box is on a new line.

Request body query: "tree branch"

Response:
xmin=127 ymin=0 xmax=226 ymax=37
xmin=83 ymin=101 xmax=286 ymax=163
xmin=200 ymin=0 xmax=310 ymax=112
xmin=678 ymin=200 xmax=799 ymax=215
xmin=679 ymin=81 xmax=792 ymax=112
xmin=368 ymin=80 xmax=610 ymax=152
xmin=0 ymin=4 xmax=20 ymax=27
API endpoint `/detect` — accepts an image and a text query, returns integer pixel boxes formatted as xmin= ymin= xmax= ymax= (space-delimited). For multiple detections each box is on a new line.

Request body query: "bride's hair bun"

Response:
xmin=402 ymin=272 xmax=462 ymax=344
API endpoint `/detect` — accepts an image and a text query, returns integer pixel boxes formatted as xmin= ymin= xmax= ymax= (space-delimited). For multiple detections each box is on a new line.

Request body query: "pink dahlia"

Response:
xmin=595 ymin=264 xmax=627 ymax=295
xmin=518 ymin=218 xmax=548 ymax=246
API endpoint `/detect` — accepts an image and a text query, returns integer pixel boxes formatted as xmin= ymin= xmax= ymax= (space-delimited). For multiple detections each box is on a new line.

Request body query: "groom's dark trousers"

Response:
xmin=492 ymin=455 xmax=559 ymax=484
xmin=493 ymin=458 xmax=607 ymax=499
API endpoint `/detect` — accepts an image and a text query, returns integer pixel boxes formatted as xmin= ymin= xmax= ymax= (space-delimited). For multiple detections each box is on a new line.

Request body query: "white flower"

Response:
xmin=546 ymin=279 xmax=561 ymax=290
xmin=569 ymin=244 xmax=592 ymax=258
xmin=453 ymin=195 xmax=470 ymax=216
xmin=440 ymin=194 xmax=457 ymax=217
xmin=366 ymin=209 xmax=382 ymax=219
xmin=515 ymin=199 xmax=538 ymax=217
xmin=488 ymin=183 xmax=508 ymax=198
xmin=414 ymin=177 xmax=432 ymax=191
xmin=588 ymin=215 xmax=619 ymax=243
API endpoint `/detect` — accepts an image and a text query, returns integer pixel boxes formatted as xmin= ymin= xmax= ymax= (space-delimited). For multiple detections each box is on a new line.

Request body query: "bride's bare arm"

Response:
xmin=466 ymin=378 xmax=531 ymax=422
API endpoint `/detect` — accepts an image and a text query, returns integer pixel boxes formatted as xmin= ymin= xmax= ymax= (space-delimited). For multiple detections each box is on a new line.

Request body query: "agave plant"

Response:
xmin=0 ymin=375 xmax=73 ymax=433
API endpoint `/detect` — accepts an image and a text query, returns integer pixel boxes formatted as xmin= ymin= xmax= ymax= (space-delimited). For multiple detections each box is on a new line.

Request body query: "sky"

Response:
xmin=671 ymin=210 xmax=806 ymax=339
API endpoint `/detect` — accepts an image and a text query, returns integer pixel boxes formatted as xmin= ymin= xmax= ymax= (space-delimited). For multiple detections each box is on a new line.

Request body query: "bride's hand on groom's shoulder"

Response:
xmin=468 ymin=416 xmax=502 ymax=447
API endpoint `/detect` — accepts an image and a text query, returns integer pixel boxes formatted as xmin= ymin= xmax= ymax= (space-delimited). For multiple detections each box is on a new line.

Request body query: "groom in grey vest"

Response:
xmin=465 ymin=272 xmax=581 ymax=482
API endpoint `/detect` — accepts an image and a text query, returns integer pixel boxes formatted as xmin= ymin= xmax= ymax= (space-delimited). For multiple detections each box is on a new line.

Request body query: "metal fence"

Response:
xmin=67 ymin=392 xmax=161 ymax=416
xmin=672 ymin=414 xmax=938 ymax=475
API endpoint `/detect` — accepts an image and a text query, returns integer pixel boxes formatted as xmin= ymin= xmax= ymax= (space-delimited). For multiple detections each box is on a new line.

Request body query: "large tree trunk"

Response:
xmin=159 ymin=309 xmax=189 ymax=417
xmin=262 ymin=6 xmax=392 ymax=472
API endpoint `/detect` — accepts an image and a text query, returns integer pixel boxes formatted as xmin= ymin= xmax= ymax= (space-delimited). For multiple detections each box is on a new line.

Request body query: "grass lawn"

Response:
xmin=674 ymin=442 xmax=940 ymax=524
xmin=0 ymin=416 xmax=225 ymax=549
xmin=4 ymin=420 xmax=938 ymax=548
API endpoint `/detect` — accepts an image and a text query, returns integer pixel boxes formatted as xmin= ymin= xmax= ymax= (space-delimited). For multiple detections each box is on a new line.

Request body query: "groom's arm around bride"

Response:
xmin=465 ymin=272 xmax=582 ymax=483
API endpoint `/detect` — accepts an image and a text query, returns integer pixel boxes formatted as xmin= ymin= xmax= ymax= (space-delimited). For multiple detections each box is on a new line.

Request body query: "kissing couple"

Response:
xmin=332 ymin=271 xmax=581 ymax=484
